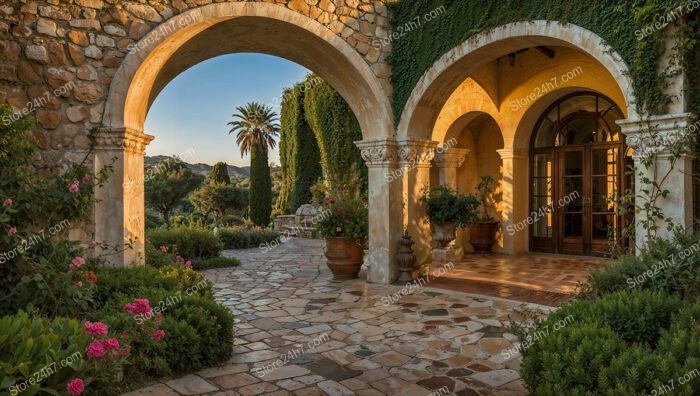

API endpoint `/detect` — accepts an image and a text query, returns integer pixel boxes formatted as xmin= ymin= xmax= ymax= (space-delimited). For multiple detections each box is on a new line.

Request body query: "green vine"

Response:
xmin=389 ymin=0 xmax=699 ymax=120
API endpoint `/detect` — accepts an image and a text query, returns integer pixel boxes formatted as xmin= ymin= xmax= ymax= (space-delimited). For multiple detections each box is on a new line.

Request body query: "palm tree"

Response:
xmin=228 ymin=102 xmax=279 ymax=227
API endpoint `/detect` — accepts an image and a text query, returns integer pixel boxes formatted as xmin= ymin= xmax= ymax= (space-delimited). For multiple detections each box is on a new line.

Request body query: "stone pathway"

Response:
xmin=124 ymin=239 xmax=554 ymax=396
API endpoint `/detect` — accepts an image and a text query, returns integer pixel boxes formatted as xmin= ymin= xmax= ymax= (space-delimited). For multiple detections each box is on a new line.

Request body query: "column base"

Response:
xmin=432 ymin=246 xmax=464 ymax=262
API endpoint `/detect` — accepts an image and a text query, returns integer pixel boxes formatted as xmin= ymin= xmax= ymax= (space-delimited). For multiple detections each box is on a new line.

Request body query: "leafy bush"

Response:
xmin=218 ymin=227 xmax=280 ymax=249
xmin=218 ymin=214 xmax=246 ymax=227
xmin=158 ymin=316 xmax=203 ymax=372
xmin=145 ymin=208 xmax=164 ymax=230
xmin=520 ymin=323 xmax=625 ymax=394
xmin=521 ymin=291 xmax=692 ymax=394
xmin=147 ymin=226 xmax=223 ymax=259
xmin=190 ymin=256 xmax=240 ymax=270
xmin=0 ymin=312 xmax=129 ymax=395
xmin=419 ymin=185 xmax=479 ymax=227
xmin=582 ymin=231 xmax=700 ymax=302
xmin=170 ymin=296 xmax=234 ymax=366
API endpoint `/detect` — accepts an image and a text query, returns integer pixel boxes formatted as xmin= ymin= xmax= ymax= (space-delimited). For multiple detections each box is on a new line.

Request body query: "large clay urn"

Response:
xmin=469 ymin=220 xmax=499 ymax=254
xmin=324 ymin=236 xmax=365 ymax=280
xmin=432 ymin=222 xmax=457 ymax=248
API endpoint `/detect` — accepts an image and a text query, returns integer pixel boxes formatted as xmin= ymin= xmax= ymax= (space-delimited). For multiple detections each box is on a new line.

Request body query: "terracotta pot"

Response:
xmin=432 ymin=222 xmax=456 ymax=248
xmin=324 ymin=236 xmax=365 ymax=280
xmin=469 ymin=221 xmax=499 ymax=254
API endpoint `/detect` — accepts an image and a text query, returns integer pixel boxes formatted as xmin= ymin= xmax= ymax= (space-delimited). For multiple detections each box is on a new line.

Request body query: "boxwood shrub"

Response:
xmin=147 ymin=226 xmax=223 ymax=259
xmin=218 ymin=227 xmax=280 ymax=249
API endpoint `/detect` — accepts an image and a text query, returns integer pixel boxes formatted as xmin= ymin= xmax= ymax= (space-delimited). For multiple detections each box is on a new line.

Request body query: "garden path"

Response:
xmin=123 ymin=239 xmax=553 ymax=396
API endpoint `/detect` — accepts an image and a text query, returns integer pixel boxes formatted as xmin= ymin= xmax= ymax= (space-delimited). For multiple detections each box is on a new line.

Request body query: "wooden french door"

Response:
xmin=556 ymin=144 xmax=621 ymax=256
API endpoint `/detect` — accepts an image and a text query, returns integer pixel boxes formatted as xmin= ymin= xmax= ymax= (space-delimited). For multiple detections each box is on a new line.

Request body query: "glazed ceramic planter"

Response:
xmin=469 ymin=220 xmax=499 ymax=254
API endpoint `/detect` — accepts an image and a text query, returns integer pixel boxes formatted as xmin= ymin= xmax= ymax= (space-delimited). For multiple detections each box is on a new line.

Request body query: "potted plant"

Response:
xmin=420 ymin=186 xmax=479 ymax=248
xmin=314 ymin=179 xmax=368 ymax=280
xmin=469 ymin=176 xmax=499 ymax=254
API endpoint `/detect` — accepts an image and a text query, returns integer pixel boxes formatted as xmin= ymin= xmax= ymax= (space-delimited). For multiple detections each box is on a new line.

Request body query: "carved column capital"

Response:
xmin=617 ymin=113 xmax=698 ymax=159
xmin=396 ymin=138 xmax=437 ymax=167
xmin=496 ymin=148 xmax=528 ymax=161
xmin=95 ymin=127 xmax=154 ymax=155
xmin=434 ymin=148 xmax=469 ymax=168
xmin=355 ymin=138 xmax=398 ymax=168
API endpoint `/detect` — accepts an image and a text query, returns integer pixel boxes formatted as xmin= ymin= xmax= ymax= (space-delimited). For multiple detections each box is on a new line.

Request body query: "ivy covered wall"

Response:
xmin=275 ymin=81 xmax=323 ymax=214
xmin=389 ymin=0 xmax=699 ymax=120
xmin=303 ymin=75 xmax=367 ymax=187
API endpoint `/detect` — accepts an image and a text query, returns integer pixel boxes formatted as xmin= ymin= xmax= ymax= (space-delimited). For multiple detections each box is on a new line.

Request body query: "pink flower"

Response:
xmin=69 ymin=264 xmax=75 ymax=271
xmin=345 ymin=219 xmax=349 ymax=224
xmin=184 ymin=260 xmax=192 ymax=268
xmin=82 ymin=176 xmax=89 ymax=183
xmin=7 ymin=227 xmax=17 ymax=236
xmin=86 ymin=341 xmax=105 ymax=358
xmin=2 ymin=198 xmax=11 ymax=206
xmin=160 ymin=245 xmax=168 ymax=253
xmin=153 ymin=330 xmax=165 ymax=341
xmin=76 ymin=281 xmax=83 ymax=287
xmin=89 ymin=273 xmax=97 ymax=282
xmin=72 ymin=257 xmax=85 ymax=267
xmin=68 ymin=183 xmax=79 ymax=193
xmin=84 ymin=321 xmax=109 ymax=337
xmin=329 ymin=198 xmax=335 ymax=204
xmin=123 ymin=298 xmax=152 ymax=315
xmin=67 ymin=378 xmax=84 ymax=395
xmin=101 ymin=338 xmax=120 ymax=351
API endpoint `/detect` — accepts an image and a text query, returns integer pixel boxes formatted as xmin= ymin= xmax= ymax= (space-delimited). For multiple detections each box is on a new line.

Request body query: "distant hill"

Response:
xmin=145 ymin=155 xmax=250 ymax=180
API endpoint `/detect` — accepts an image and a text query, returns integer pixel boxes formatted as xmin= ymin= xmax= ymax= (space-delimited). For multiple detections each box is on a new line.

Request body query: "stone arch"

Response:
xmin=396 ymin=20 xmax=638 ymax=140
xmin=103 ymin=2 xmax=394 ymax=140
xmin=95 ymin=2 xmax=397 ymax=269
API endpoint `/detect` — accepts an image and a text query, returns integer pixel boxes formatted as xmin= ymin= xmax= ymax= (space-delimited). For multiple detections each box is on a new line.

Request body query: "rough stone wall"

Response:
xmin=0 ymin=0 xmax=392 ymax=170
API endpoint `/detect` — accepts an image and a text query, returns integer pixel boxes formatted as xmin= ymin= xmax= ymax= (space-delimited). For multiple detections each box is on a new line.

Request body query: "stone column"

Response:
xmin=434 ymin=148 xmax=469 ymax=189
xmin=497 ymin=148 xmax=529 ymax=254
xmin=433 ymin=148 xmax=469 ymax=260
xmin=355 ymin=138 xmax=402 ymax=284
xmin=617 ymin=114 xmax=697 ymax=250
xmin=397 ymin=138 xmax=437 ymax=273
xmin=94 ymin=127 xmax=154 ymax=268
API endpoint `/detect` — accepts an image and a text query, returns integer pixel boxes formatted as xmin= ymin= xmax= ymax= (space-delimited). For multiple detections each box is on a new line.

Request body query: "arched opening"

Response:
xmin=529 ymin=92 xmax=630 ymax=256
xmin=96 ymin=3 xmax=398 ymax=273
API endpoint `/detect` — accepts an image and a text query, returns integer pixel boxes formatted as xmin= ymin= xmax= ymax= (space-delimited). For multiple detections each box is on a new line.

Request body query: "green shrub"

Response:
xmin=170 ymin=296 xmax=234 ymax=366
xmin=582 ymin=231 xmax=700 ymax=302
xmin=218 ymin=227 xmax=280 ymax=249
xmin=147 ymin=226 xmax=223 ymax=259
xmin=0 ymin=312 xmax=89 ymax=395
xmin=520 ymin=323 xmax=625 ymax=394
xmin=145 ymin=208 xmax=164 ymax=230
xmin=158 ymin=317 xmax=203 ymax=373
xmin=92 ymin=265 xmax=212 ymax=308
xmin=190 ymin=256 xmax=240 ymax=270
xmin=218 ymin=214 xmax=245 ymax=226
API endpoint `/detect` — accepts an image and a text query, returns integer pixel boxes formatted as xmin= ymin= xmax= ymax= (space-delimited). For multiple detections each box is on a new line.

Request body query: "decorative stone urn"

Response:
xmin=396 ymin=232 xmax=417 ymax=282
xmin=432 ymin=222 xmax=457 ymax=248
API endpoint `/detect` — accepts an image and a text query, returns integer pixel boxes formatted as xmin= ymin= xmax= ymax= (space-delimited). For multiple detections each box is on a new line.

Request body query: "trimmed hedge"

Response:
xmin=147 ymin=226 xmax=223 ymax=259
xmin=190 ymin=256 xmax=241 ymax=270
xmin=218 ymin=227 xmax=280 ymax=249
xmin=520 ymin=290 xmax=697 ymax=394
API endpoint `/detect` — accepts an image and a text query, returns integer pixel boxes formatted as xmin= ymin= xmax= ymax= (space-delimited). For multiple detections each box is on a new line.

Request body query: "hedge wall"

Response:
xmin=276 ymin=80 xmax=323 ymax=214
xmin=389 ymin=0 xmax=699 ymax=120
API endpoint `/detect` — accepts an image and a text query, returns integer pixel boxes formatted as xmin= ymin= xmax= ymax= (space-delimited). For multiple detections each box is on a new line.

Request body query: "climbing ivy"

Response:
xmin=389 ymin=0 xmax=699 ymax=119
xmin=303 ymin=75 xmax=367 ymax=188
xmin=275 ymin=80 xmax=323 ymax=214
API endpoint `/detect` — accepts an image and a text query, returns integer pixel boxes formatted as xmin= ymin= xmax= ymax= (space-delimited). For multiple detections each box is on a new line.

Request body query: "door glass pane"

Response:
xmin=532 ymin=196 xmax=552 ymax=237
xmin=562 ymin=177 xmax=583 ymax=211
xmin=562 ymin=151 xmax=583 ymax=176
xmin=592 ymin=175 xmax=617 ymax=212
xmin=592 ymin=214 xmax=618 ymax=240
xmin=564 ymin=214 xmax=583 ymax=237
xmin=592 ymin=148 xmax=618 ymax=175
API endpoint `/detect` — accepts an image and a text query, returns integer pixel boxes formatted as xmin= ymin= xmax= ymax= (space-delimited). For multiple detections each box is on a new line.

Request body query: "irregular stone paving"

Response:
xmin=124 ymin=239 xmax=554 ymax=396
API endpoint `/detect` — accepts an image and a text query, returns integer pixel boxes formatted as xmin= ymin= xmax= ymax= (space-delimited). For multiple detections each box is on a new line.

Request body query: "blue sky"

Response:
xmin=144 ymin=53 xmax=310 ymax=167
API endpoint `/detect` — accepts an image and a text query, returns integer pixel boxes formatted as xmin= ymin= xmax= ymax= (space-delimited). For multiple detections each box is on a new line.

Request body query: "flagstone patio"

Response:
xmin=123 ymin=238 xmax=572 ymax=396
